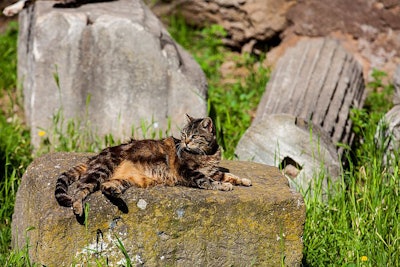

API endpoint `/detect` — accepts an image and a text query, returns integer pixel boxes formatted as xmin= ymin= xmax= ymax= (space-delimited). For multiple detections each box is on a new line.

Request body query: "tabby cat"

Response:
xmin=55 ymin=115 xmax=251 ymax=216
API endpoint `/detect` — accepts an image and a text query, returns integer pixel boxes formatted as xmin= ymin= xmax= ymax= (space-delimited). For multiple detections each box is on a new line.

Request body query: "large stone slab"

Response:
xmin=12 ymin=152 xmax=305 ymax=266
xmin=18 ymin=0 xmax=207 ymax=147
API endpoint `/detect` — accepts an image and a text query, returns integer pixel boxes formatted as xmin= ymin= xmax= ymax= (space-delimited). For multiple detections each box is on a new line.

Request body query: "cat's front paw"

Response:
xmin=212 ymin=181 xmax=233 ymax=191
xmin=241 ymin=178 xmax=252 ymax=186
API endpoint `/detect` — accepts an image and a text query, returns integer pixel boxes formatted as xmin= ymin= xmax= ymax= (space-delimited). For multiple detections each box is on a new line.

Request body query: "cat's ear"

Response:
xmin=186 ymin=114 xmax=194 ymax=122
xmin=202 ymin=117 xmax=214 ymax=133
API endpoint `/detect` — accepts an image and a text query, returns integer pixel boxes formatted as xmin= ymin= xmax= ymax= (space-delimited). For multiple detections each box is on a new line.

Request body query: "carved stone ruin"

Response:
xmin=236 ymin=38 xmax=366 ymax=191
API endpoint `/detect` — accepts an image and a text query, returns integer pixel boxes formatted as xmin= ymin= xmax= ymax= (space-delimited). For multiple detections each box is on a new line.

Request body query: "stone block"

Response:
xmin=12 ymin=152 xmax=305 ymax=266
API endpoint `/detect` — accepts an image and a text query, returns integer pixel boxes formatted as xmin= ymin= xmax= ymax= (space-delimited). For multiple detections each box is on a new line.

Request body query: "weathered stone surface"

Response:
xmin=12 ymin=152 xmax=305 ymax=266
xmin=236 ymin=114 xmax=340 ymax=192
xmin=393 ymin=64 xmax=400 ymax=105
xmin=236 ymin=38 xmax=364 ymax=191
xmin=376 ymin=65 xmax=400 ymax=166
xmin=376 ymin=105 xmax=400 ymax=166
xmin=149 ymin=0 xmax=296 ymax=48
xmin=18 ymin=0 xmax=207 ymax=147
xmin=255 ymin=38 xmax=365 ymax=150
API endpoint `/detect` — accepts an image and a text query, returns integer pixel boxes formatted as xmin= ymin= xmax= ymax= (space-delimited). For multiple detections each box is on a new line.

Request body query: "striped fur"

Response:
xmin=55 ymin=115 xmax=251 ymax=216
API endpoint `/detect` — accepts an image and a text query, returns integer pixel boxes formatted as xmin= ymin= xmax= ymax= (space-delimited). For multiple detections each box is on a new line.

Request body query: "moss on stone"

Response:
xmin=12 ymin=152 xmax=305 ymax=266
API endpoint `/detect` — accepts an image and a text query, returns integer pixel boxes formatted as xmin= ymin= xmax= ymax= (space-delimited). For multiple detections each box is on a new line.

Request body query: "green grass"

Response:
xmin=302 ymin=70 xmax=398 ymax=266
xmin=169 ymin=17 xmax=270 ymax=158
xmin=0 ymin=17 xmax=399 ymax=266
xmin=0 ymin=22 xmax=18 ymax=95
xmin=0 ymin=114 xmax=32 ymax=265
xmin=0 ymin=22 xmax=32 ymax=267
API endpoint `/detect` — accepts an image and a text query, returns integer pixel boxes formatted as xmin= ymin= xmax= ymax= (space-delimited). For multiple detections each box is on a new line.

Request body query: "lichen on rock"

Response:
xmin=12 ymin=152 xmax=305 ymax=266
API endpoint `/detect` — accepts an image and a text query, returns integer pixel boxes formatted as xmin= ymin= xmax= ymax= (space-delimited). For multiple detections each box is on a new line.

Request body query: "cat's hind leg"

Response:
xmin=101 ymin=179 xmax=132 ymax=198
xmin=101 ymin=176 xmax=157 ymax=198
xmin=72 ymin=182 xmax=97 ymax=217
xmin=102 ymin=160 xmax=157 ymax=198
xmin=72 ymin=169 xmax=110 ymax=216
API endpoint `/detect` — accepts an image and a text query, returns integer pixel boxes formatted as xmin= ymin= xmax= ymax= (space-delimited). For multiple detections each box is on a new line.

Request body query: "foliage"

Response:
xmin=169 ymin=16 xmax=270 ymax=158
xmin=0 ymin=115 xmax=32 ymax=264
xmin=37 ymin=108 xmax=171 ymax=155
xmin=302 ymin=72 xmax=399 ymax=266
xmin=364 ymin=69 xmax=394 ymax=113
xmin=0 ymin=23 xmax=30 ymax=266
xmin=0 ymin=22 xmax=18 ymax=94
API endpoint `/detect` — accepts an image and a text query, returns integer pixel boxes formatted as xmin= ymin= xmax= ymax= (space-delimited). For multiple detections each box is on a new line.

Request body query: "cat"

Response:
xmin=3 ymin=0 xmax=111 ymax=16
xmin=55 ymin=114 xmax=252 ymax=217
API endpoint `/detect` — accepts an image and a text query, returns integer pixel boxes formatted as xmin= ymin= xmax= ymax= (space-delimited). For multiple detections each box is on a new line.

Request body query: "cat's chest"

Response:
xmin=181 ymin=155 xmax=219 ymax=174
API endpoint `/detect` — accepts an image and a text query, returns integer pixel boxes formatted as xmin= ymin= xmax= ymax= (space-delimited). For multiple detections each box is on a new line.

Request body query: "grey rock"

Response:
xmin=236 ymin=114 xmax=340 ymax=192
xmin=12 ymin=152 xmax=305 ymax=266
xmin=393 ymin=65 xmax=400 ymax=105
xmin=376 ymin=105 xmax=400 ymax=167
xmin=236 ymin=38 xmax=365 ymax=191
xmin=376 ymin=66 xmax=400 ymax=166
xmin=254 ymin=38 xmax=365 ymax=150
xmin=18 ymin=0 xmax=207 ymax=147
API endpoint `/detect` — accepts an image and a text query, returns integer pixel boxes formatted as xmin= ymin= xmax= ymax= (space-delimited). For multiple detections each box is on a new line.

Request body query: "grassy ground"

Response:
xmin=302 ymin=73 xmax=399 ymax=266
xmin=0 ymin=17 xmax=399 ymax=266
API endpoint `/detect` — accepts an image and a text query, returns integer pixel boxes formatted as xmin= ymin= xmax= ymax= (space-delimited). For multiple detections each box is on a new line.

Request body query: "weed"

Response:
xmin=364 ymin=69 xmax=394 ymax=113
xmin=302 ymin=70 xmax=399 ymax=266
xmin=0 ymin=22 xmax=17 ymax=94
xmin=0 ymin=115 xmax=32 ymax=265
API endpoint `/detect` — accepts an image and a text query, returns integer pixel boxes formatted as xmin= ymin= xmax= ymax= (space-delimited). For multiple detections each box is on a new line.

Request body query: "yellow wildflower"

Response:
xmin=361 ymin=256 xmax=368 ymax=262
xmin=38 ymin=130 xmax=46 ymax=137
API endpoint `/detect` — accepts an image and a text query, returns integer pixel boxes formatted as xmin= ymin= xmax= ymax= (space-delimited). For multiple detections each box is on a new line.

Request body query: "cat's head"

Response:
xmin=179 ymin=114 xmax=218 ymax=155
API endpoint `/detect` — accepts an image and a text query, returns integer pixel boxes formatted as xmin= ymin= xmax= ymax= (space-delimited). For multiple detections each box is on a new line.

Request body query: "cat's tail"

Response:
xmin=55 ymin=163 xmax=88 ymax=207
